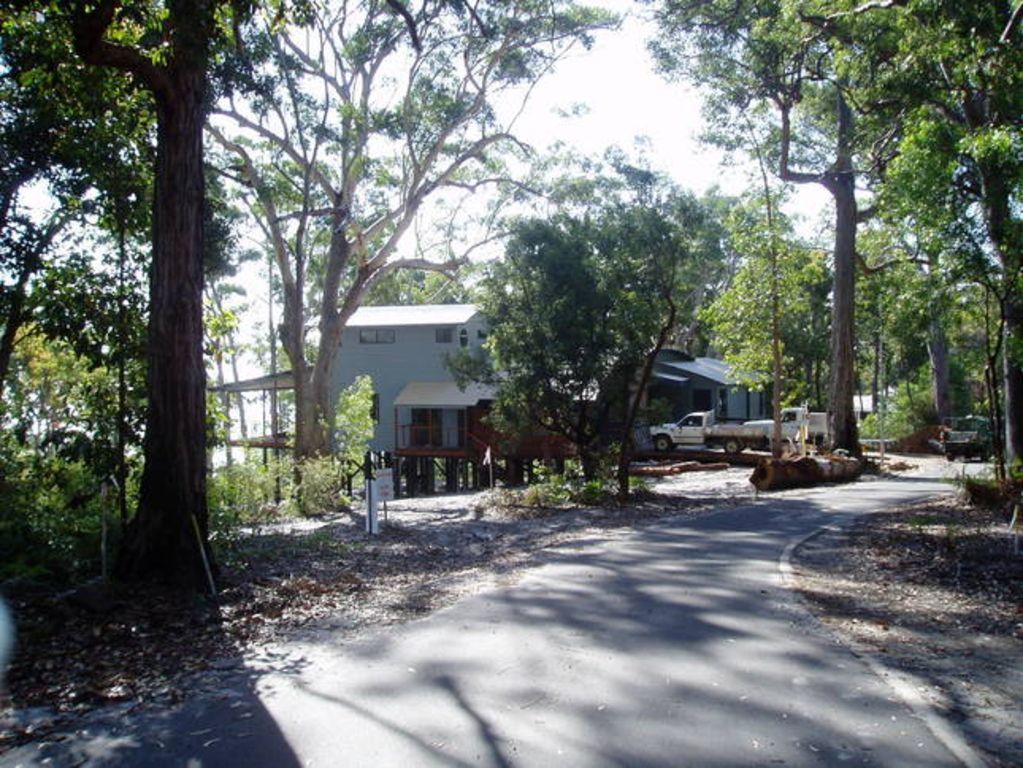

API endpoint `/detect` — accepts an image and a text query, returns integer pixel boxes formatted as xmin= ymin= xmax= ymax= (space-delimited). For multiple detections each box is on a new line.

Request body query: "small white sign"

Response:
xmin=376 ymin=468 xmax=395 ymax=501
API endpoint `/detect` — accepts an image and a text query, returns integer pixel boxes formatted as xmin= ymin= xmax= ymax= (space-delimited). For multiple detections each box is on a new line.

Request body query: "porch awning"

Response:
xmin=394 ymin=381 xmax=496 ymax=407
xmin=211 ymin=370 xmax=294 ymax=392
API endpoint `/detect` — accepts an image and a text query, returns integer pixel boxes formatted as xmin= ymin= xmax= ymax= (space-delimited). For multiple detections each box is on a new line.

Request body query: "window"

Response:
xmin=459 ymin=328 xmax=469 ymax=348
xmin=410 ymin=408 xmax=442 ymax=447
xmin=477 ymin=329 xmax=487 ymax=341
xmin=359 ymin=328 xmax=395 ymax=344
xmin=370 ymin=393 xmax=380 ymax=422
xmin=435 ymin=327 xmax=453 ymax=343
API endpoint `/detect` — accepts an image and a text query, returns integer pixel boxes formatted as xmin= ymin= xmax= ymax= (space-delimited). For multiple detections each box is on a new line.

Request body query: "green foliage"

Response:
xmin=476 ymin=171 xmax=723 ymax=479
xmin=0 ymin=331 xmax=144 ymax=582
xmin=333 ymin=375 xmax=376 ymax=466
xmin=290 ymin=456 xmax=352 ymax=518
xmin=858 ymin=364 xmax=938 ymax=440
xmin=520 ymin=462 xmax=613 ymax=508
xmin=0 ymin=435 xmax=126 ymax=582
xmin=207 ymin=456 xmax=287 ymax=534
xmin=208 ymin=452 xmax=353 ymax=539
xmin=701 ymin=195 xmax=830 ymax=403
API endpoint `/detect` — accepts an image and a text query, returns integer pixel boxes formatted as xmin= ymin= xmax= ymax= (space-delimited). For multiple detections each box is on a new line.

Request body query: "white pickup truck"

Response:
xmin=650 ymin=407 xmax=830 ymax=454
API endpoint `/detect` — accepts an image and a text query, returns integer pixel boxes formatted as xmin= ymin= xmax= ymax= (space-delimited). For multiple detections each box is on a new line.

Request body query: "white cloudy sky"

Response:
xmin=495 ymin=0 xmax=830 ymax=228
xmin=509 ymin=2 xmax=730 ymax=193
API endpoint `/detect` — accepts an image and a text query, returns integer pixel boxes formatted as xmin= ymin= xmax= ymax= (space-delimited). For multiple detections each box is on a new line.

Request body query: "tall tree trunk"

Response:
xmin=0 ymin=264 xmax=32 ymax=404
xmin=824 ymin=96 xmax=860 ymax=456
xmin=778 ymin=90 xmax=860 ymax=455
xmin=616 ymin=298 xmax=677 ymax=500
xmin=215 ymin=352 xmax=233 ymax=466
xmin=927 ymin=317 xmax=952 ymax=424
xmin=115 ymin=71 xmax=213 ymax=592
xmin=1003 ymin=298 xmax=1023 ymax=465
xmin=871 ymin=330 xmax=880 ymax=417
xmin=228 ymin=336 xmax=248 ymax=439
xmin=300 ymin=226 xmax=359 ymax=459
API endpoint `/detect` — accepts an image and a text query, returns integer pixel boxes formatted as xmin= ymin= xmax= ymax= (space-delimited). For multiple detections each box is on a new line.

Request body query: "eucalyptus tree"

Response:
xmin=209 ymin=0 xmax=614 ymax=458
xmin=863 ymin=1 xmax=1023 ymax=465
xmin=648 ymin=1 xmax=907 ymax=456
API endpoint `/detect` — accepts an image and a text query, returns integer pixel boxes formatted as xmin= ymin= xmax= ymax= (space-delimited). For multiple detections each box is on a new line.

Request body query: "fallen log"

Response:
xmin=630 ymin=460 xmax=730 ymax=476
xmin=749 ymin=455 xmax=863 ymax=491
xmin=632 ymin=448 xmax=763 ymax=467
xmin=674 ymin=461 xmax=730 ymax=473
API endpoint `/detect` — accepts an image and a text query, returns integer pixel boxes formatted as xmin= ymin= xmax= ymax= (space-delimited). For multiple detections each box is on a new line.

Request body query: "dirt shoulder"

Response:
xmin=792 ymin=492 xmax=1023 ymax=767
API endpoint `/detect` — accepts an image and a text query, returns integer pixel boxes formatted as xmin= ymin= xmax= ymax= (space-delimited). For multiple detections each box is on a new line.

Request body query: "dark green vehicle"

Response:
xmin=941 ymin=416 xmax=991 ymax=462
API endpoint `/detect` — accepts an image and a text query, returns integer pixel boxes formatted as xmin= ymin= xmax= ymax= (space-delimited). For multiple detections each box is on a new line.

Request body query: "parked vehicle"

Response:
xmin=940 ymin=416 xmax=991 ymax=462
xmin=650 ymin=407 xmax=829 ymax=454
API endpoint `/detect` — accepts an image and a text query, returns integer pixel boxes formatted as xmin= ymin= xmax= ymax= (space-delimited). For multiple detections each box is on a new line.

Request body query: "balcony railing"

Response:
xmin=396 ymin=424 xmax=465 ymax=450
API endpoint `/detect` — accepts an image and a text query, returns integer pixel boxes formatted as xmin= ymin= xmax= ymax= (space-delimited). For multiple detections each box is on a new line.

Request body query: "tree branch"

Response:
xmin=384 ymin=0 xmax=421 ymax=51
xmin=72 ymin=0 xmax=170 ymax=97
xmin=1002 ymin=1 xmax=1023 ymax=43
xmin=776 ymin=101 xmax=826 ymax=185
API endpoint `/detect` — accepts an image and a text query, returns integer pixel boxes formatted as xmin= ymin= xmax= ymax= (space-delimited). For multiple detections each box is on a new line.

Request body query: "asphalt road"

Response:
xmin=4 ymin=470 xmax=980 ymax=767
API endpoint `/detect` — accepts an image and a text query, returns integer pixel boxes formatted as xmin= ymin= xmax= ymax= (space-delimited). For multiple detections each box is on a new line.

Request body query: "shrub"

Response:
xmin=290 ymin=456 xmax=352 ymax=517
xmin=0 ymin=441 xmax=117 ymax=583
xmin=207 ymin=456 xmax=289 ymax=536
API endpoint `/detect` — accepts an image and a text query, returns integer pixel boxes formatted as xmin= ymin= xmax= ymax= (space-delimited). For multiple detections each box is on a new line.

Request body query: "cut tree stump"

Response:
xmin=749 ymin=455 xmax=863 ymax=491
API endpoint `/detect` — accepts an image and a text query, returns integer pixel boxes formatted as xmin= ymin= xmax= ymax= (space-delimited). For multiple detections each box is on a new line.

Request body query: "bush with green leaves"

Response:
xmin=289 ymin=456 xmax=352 ymax=517
xmin=519 ymin=461 xmax=617 ymax=508
xmin=0 ymin=438 xmax=116 ymax=582
xmin=207 ymin=454 xmax=290 ymax=534
xmin=859 ymin=364 xmax=940 ymax=439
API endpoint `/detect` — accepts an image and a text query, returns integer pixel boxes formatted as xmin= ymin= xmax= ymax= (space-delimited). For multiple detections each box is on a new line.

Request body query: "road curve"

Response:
xmin=4 ymin=471 xmax=975 ymax=767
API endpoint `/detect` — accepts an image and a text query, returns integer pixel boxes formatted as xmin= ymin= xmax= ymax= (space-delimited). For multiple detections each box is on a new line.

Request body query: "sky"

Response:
xmin=508 ymin=2 xmax=733 ymax=194
xmin=493 ymin=0 xmax=830 ymax=232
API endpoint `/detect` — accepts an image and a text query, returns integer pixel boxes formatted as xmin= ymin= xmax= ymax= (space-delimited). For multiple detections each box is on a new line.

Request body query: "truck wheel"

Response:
xmin=724 ymin=438 xmax=743 ymax=454
xmin=654 ymin=435 xmax=673 ymax=452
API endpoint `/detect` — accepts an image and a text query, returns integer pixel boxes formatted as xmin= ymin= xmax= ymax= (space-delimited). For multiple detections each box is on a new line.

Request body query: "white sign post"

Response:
xmin=366 ymin=478 xmax=379 ymax=535
xmin=377 ymin=468 xmax=394 ymax=501
xmin=377 ymin=467 xmax=394 ymax=525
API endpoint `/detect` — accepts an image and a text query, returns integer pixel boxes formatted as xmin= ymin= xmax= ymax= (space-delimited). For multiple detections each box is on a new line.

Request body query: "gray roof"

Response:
xmin=348 ymin=304 xmax=478 ymax=327
xmin=661 ymin=357 xmax=734 ymax=385
xmin=393 ymin=381 xmax=496 ymax=407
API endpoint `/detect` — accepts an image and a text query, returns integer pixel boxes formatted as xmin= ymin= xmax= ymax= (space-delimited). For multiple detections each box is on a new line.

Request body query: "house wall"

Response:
xmin=332 ymin=312 xmax=488 ymax=452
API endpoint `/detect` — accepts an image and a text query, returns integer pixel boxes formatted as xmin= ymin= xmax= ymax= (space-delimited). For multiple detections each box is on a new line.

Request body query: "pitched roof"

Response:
xmin=347 ymin=304 xmax=478 ymax=327
xmin=661 ymin=357 xmax=735 ymax=385
xmin=393 ymin=381 xmax=496 ymax=407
